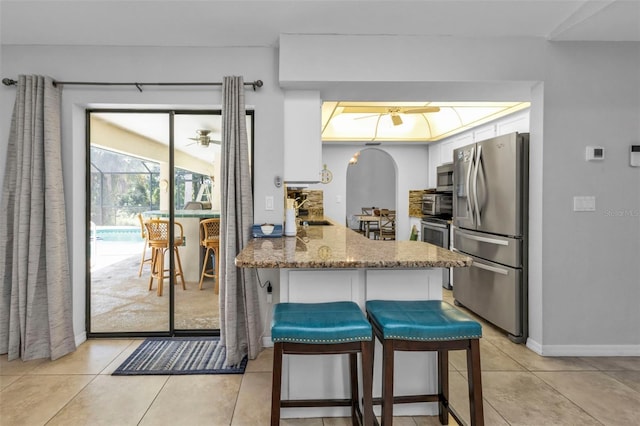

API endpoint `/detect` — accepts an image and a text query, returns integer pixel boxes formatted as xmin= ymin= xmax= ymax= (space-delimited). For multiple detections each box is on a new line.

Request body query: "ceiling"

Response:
xmin=92 ymin=112 xmax=222 ymax=161
xmin=1 ymin=1 xmax=638 ymax=46
xmin=321 ymin=101 xmax=531 ymax=143
xmin=3 ymin=1 xmax=636 ymax=143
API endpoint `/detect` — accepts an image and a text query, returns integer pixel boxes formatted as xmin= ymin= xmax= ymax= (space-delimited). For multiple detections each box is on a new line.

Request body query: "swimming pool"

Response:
xmin=95 ymin=226 xmax=142 ymax=242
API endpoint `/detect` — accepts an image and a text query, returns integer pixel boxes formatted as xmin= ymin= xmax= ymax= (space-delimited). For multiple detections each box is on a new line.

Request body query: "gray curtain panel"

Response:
xmin=0 ymin=75 xmax=76 ymax=361
xmin=219 ymin=76 xmax=262 ymax=364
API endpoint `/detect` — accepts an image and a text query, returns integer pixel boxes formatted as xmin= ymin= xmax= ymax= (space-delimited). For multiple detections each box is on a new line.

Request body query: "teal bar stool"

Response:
xmin=271 ymin=301 xmax=375 ymax=426
xmin=366 ymin=300 xmax=484 ymax=426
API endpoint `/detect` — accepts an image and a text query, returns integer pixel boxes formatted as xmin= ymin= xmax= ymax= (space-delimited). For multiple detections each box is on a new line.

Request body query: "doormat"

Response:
xmin=112 ymin=337 xmax=247 ymax=375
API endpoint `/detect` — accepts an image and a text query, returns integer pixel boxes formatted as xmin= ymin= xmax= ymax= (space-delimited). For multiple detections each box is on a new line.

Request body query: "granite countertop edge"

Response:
xmin=235 ymin=216 xmax=472 ymax=269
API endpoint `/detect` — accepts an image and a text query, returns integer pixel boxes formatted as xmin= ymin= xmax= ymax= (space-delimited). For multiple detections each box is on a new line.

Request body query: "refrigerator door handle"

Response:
xmin=466 ymin=146 xmax=475 ymax=224
xmin=473 ymin=145 xmax=482 ymax=226
xmin=459 ymin=232 xmax=509 ymax=246
xmin=471 ymin=260 xmax=510 ymax=276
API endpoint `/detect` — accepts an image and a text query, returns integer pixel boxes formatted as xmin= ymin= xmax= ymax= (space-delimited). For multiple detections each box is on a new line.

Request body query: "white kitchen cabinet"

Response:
xmin=473 ymin=124 xmax=497 ymax=142
xmin=427 ymin=143 xmax=441 ymax=188
xmin=498 ymin=111 xmax=530 ymax=135
xmin=284 ymin=90 xmax=322 ymax=183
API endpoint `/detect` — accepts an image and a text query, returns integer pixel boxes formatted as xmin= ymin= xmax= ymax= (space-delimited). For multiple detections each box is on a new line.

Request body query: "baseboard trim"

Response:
xmin=527 ymin=339 xmax=640 ymax=356
xmin=75 ymin=332 xmax=87 ymax=347
xmin=262 ymin=336 xmax=273 ymax=348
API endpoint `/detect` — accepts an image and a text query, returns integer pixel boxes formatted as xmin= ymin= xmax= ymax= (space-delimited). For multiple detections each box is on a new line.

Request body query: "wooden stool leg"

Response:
xmin=381 ymin=340 xmax=394 ymax=426
xmin=157 ymin=248 xmax=165 ymax=296
xmin=174 ymin=246 xmax=186 ymax=290
xmin=438 ymin=349 xmax=449 ymax=425
xmin=361 ymin=340 xmax=374 ymax=426
xmin=271 ymin=342 xmax=284 ymax=426
xmin=467 ymin=339 xmax=484 ymax=426
xmin=199 ymin=247 xmax=211 ymax=290
xmin=213 ymin=247 xmax=220 ymax=295
xmin=148 ymin=247 xmax=157 ymax=291
xmin=349 ymin=353 xmax=359 ymax=424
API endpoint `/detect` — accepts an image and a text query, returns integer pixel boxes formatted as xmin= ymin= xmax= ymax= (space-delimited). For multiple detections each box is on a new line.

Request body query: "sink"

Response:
xmin=301 ymin=220 xmax=332 ymax=226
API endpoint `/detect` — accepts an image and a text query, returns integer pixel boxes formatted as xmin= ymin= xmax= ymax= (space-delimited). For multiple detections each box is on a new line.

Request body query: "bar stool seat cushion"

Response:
xmin=366 ymin=300 xmax=482 ymax=341
xmin=272 ymin=301 xmax=372 ymax=344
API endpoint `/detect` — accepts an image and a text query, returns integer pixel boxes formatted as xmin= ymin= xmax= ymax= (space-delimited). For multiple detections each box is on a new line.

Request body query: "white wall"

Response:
xmin=280 ymin=35 xmax=640 ymax=355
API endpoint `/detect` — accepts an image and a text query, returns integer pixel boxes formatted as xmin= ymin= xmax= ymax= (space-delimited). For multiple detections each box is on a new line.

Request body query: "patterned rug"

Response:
xmin=112 ymin=337 xmax=247 ymax=375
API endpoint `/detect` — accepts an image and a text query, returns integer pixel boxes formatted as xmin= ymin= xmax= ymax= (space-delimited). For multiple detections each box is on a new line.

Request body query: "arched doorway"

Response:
xmin=345 ymin=148 xmax=396 ymax=235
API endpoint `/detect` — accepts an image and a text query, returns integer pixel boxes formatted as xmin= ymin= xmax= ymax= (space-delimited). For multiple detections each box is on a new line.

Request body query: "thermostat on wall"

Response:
xmin=631 ymin=145 xmax=640 ymax=167
xmin=585 ymin=146 xmax=605 ymax=161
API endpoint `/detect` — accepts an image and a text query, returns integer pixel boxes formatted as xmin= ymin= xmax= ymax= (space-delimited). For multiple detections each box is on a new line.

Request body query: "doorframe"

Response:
xmin=85 ymin=107 xmax=255 ymax=338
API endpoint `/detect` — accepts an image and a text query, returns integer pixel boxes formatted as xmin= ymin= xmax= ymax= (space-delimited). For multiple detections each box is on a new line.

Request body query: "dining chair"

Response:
xmin=362 ymin=207 xmax=380 ymax=237
xmin=198 ymin=218 xmax=220 ymax=294
xmin=144 ymin=219 xmax=186 ymax=296
xmin=374 ymin=209 xmax=396 ymax=240
xmin=136 ymin=213 xmax=154 ymax=277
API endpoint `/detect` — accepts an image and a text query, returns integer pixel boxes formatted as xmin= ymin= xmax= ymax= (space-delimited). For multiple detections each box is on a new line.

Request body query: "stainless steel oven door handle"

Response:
xmin=423 ymin=221 xmax=448 ymax=229
xmin=473 ymin=145 xmax=482 ymax=227
xmin=471 ymin=261 xmax=509 ymax=276
xmin=459 ymin=232 xmax=509 ymax=246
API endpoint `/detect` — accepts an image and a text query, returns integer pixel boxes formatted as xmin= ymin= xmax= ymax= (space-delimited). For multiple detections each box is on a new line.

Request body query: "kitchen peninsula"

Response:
xmin=235 ymin=218 xmax=472 ymax=418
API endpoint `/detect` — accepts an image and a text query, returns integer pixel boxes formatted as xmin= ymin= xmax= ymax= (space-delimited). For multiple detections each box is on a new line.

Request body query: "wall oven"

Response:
xmin=421 ymin=217 xmax=452 ymax=289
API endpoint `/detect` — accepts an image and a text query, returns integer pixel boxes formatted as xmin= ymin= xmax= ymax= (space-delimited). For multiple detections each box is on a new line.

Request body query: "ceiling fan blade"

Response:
xmin=354 ymin=113 xmax=382 ymax=120
xmin=402 ymin=107 xmax=441 ymax=114
xmin=341 ymin=106 xmax=392 ymax=114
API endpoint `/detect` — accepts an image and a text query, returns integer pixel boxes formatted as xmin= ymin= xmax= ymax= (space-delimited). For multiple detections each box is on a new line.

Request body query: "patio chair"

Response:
xmin=144 ymin=219 xmax=186 ymax=296
xmin=137 ymin=213 xmax=154 ymax=277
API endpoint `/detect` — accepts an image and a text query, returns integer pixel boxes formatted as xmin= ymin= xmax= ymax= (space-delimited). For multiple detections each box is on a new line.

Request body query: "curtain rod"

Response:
xmin=1 ymin=78 xmax=263 ymax=92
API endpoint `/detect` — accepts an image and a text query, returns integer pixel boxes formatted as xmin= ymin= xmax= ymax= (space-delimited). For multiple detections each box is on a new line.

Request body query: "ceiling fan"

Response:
xmin=343 ymin=106 xmax=441 ymax=126
xmin=187 ymin=129 xmax=221 ymax=147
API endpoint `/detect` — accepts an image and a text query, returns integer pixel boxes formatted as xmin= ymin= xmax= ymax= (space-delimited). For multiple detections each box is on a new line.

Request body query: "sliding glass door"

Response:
xmin=87 ymin=109 xmax=252 ymax=336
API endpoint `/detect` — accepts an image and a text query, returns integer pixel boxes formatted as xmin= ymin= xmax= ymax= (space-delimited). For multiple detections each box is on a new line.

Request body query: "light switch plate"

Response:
xmin=573 ymin=196 xmax=596 ymax=212
xmin=265 ymin=196 xmax=274 ymax=211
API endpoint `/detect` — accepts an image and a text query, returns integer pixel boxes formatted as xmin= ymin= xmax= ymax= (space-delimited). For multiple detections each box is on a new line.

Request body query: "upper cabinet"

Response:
xmin=428 ymin=110 xmax=530 ymax=187
xmin=284 ymin=90 xmax=322 ymax=183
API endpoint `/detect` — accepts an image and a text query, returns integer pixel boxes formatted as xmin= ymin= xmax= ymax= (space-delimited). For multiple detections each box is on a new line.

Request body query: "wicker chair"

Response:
xmin=137 ymin=213 xmax=154 ymax=277
xmin=198 ymin=218 xmax=221 ymax=294
xmin=144 ymin=219 xmax=186 ymax=296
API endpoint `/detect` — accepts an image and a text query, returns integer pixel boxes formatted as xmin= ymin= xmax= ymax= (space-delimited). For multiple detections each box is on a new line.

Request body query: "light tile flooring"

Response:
xmin=1 ymin=290 xmax=639 ymax=425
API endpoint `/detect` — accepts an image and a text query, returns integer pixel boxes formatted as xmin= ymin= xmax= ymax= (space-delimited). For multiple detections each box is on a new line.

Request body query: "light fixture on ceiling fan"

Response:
xmin=188 ymin=129 xmax=221 ymax=147
xmin=344 ymin=105 xmax=441 ymax=126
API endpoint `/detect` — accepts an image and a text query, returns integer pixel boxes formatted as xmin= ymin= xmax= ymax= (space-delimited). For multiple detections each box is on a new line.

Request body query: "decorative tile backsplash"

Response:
xmin=409 ymin=190 xmax=426 ymax=218
xmin=286 ymin=189 xmax=324 ymax=217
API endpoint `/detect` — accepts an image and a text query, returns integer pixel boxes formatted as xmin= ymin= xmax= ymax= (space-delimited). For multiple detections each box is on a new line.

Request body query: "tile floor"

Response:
xmin=1 ymin=290 xmax=639 ymax=425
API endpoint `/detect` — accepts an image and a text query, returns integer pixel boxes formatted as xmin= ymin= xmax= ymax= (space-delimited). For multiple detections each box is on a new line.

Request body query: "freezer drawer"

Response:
xmin=452 ymin=251 xmax=523 ymax=337
xmin=453 ymin=227 xmax=523 ymax=268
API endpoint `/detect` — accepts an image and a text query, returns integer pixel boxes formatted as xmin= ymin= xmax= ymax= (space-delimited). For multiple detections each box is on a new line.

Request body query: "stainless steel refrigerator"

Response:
xmin=452 ymin=132 xmax=528 ymax=343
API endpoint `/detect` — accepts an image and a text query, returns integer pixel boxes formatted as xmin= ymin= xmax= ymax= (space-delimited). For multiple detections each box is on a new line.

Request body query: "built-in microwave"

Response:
xmin=436 ymin=163 xmax=454 ymax=193
xmin=422 ymin=193 xmax=453 ymax=217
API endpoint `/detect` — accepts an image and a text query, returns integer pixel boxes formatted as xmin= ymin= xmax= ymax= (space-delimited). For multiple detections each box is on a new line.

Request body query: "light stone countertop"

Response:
xmin=235 ymin=217 xmax=472 ymax=269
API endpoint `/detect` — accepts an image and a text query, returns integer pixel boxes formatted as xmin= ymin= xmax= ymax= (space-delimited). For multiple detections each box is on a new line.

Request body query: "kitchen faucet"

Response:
xmin=294 ymin=197 xmax=309 ymax=216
